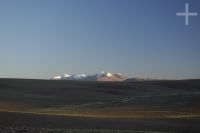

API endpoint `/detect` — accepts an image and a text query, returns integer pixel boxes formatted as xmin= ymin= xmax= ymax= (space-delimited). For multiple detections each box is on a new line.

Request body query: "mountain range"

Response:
xmin=52 ymin=71 xmax=128 ymax=81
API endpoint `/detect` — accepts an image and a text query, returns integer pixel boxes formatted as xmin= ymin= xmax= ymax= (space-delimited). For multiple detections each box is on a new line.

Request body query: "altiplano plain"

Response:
xmin=0 ymin=79 xmax=200 ymax=132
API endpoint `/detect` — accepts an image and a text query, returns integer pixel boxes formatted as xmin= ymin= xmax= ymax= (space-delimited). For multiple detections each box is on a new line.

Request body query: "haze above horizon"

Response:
xmin=0 ymin=0 xmax=200 ymax=79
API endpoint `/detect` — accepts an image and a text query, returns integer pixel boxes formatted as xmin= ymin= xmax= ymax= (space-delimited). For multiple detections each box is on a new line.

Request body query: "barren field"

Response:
xmin=0 ymin=78 xmax=200 ymax=132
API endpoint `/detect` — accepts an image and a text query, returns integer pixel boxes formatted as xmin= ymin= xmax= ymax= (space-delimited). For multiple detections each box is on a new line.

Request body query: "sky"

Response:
xmin=0 ymin=0 xmax=200 ymax=79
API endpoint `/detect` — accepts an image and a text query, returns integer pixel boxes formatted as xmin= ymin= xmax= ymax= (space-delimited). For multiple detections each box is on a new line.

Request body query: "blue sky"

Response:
xmin=0 ymin=0 xmax=200 ymax=79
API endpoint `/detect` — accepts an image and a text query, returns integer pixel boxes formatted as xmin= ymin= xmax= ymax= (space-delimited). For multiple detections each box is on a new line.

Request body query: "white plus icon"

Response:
xmin=176 ymin=3 xmax=198 ymax=25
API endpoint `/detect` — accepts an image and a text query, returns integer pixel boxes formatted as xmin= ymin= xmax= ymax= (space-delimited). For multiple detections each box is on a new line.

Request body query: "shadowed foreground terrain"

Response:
xmin=0 ymin=78 xmax=200 ymax=132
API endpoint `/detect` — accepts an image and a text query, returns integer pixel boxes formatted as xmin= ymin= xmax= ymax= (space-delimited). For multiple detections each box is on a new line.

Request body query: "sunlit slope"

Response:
xmin=0 ymin=78 xmax=200 ymax=118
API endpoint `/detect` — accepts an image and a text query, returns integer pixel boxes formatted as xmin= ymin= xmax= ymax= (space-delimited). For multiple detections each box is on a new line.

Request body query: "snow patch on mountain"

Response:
xmin=52 ymin=76 xmax=62 ymax=80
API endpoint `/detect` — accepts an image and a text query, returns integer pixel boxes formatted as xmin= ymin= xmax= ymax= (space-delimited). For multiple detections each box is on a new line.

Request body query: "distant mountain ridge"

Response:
xmin=52 ymin=71 xmax=128 ymax=82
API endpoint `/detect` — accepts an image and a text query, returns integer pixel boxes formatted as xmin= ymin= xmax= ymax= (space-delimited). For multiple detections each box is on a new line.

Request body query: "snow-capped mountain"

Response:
xmin=52 ymin=73 xmax=87 ymax=80
xmin=85 ymin=71 xmax=127 ymax=81
xmin=52 ymin=71 xmax=127 ymax=81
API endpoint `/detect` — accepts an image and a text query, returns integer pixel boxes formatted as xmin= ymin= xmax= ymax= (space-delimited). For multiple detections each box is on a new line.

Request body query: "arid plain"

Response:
xmin=0 ymin=78 xmax=200 ymax=132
